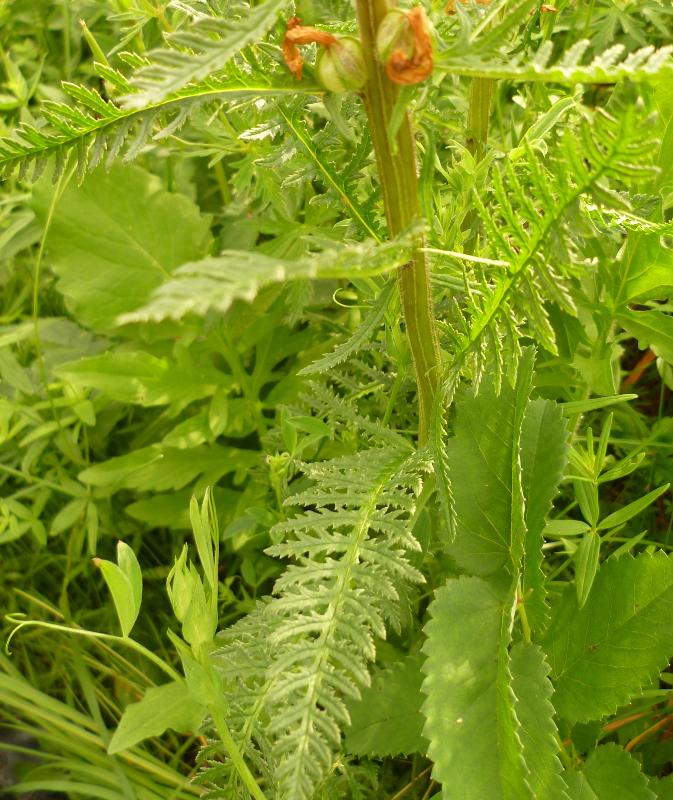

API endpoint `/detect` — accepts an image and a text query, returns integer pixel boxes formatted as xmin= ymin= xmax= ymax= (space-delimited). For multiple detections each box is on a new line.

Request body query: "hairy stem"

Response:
xmin=355 ymin=0 xmax=440 ymax=444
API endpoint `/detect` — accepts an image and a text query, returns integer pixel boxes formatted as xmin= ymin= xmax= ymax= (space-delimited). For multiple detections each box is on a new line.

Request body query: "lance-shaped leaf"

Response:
xmin=520 ymin=398 xmax=569 ymax=631
xmin=510 ymin=644 xmax=568 ymax=800
xmin=93 ymin=541 xmax=142 ymax=638
xmin=545 ymin=553 xmax=673 ymax=723
xmin=108 ymin=680 xmax=206 ymax=754
xmin=421 ymin=576 xmax=533 ymax=800
xmin=446 ymin=348 xmax=535 ymax=576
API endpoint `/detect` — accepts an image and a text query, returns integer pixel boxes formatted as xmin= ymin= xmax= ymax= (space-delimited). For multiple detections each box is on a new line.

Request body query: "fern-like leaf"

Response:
xmin=0 ymin=70 xmax=312 ymax=181
xmin=445 ymin=101 xmax=657 ymax=387
xmin=263 ymin=444 xmax=425 ymax=799
xmin=123 ymin=0 xmax=288 ymax=107
xmin=120 ymin=236 xmax=415 ymax=323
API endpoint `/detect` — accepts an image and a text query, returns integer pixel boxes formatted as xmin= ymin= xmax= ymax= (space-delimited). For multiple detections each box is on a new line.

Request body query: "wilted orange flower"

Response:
xmin=386 ymin=7 xmax=433 ymax=86
xmin=283 ymin=16 xmax=337 ymax=80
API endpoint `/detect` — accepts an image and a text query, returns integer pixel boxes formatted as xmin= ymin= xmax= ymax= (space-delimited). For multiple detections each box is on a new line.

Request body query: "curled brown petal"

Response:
xmin=386 ymin=7 xmax=433 ymax=86
xmin=283 ymin=16 xmax=338 ymax=80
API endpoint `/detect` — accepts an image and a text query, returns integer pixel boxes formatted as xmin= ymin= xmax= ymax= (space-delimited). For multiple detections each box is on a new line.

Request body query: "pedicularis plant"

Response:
xmin=3 ymin=0 xmax=673 ymax=798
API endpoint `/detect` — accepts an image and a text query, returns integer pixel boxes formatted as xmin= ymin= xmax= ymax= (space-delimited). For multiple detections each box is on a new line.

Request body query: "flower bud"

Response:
xmin=376 ymin=10 xmax=413 ymax=64
xmin=315 ymin=37 xmax=368 ymax=93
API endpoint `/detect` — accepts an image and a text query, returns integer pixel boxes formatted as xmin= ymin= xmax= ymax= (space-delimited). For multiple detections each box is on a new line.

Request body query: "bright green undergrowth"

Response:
xmin=1 ymin=1 xmax=673 ymax=799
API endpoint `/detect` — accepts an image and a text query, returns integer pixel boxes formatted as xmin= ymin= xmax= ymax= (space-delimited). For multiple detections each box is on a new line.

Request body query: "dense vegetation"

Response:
xmin=2 ymin=0 xmax=673 ymax=798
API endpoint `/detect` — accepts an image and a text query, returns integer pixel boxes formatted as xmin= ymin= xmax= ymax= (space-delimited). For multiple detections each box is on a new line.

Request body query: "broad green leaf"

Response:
xmin=520 ymin=398 xmax=569 ymax=631
xmin=563 ymin=744 xmax=656 ymax=800
xmin=119 ymin=237 xmax=414 ymax=324
xmin=78 ymin=444 xmax=257 ymax=492
xmin=108 ymin=680 xmax=206 ymax=754
xmin=618 ymin=235 xmax=673 ymax=303
xmin=446 ymin=349 xmax=535 ymax=576
xmin=421 ymin=576 xmax=532 ymax=800
xmin=56 ymin=351 xmax=232 ymax=407
xmin=345 ymin=653 xmax=428 ymax=757
xmin=33 ymin=164 xmax=211 ymax=332
xmin=510 ymin=644 xmax=568 ymax=800
xmin=653 ymin=776 xmax=673 ymax=799
xmin=618 ymin=310 xmax=673 ymax=366
xmin=598 ymin=484 xmax=669 ymax=530
xmin=545 ymin=553 xmax=673 ymax=723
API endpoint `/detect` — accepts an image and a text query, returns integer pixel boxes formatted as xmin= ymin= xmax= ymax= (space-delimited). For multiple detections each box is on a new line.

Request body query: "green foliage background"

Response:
xmin=1 ymin=1 xmax=673 ymax=799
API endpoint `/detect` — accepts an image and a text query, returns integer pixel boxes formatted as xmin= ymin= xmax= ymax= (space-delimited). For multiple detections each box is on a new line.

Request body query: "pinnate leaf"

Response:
xmin=119 ymin=237 xmax=414 ymax=324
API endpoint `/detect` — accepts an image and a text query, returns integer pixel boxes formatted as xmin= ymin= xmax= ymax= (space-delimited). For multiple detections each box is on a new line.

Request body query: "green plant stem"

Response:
xmin=4 ymin=617 xmax=182 ymax=682
xmin=209 ymin=704 xmax=268 ymax=800
xmin=355 ymin=0 xmax=440 ymax=445
xmin=466 ymin=77 xmax=493 ymax=158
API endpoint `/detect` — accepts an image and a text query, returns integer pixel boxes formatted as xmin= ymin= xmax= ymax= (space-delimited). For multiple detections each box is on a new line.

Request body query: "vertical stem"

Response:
xmin=466 ymin=77 xmax=493 ymax=158
xmin=355 ymin=0 xmax=440 ymax=445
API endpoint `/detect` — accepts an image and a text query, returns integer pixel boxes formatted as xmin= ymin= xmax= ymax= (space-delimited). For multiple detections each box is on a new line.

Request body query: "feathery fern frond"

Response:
xmin=435 ymin=0 xmax=673 ymax=84
xmin=119 ymin=234 xmax=416 ymax=324
xmin=123 ymin=0 xmax=288 ymax=107
xmin=0 ymin=68 xmax=314 ymax=181
xmin=263 ymin=444 xmax=426 ymax=799
xmin=443 ymin=101 xmax=658 ymax=388
xmin=299 ymin=283 xmax=394 ymax=376
xmin=205 ymin=606 xmax=278 ymax=799
xmin=436 ymin=40 xmax=673 ymax=84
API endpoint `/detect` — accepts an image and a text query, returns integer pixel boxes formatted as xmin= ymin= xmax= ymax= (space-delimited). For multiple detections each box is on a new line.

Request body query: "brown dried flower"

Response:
xmin=282 ymin=16 xmax=337 ymax=80
xmin=381 ymin=7 xmax=433 ymax=86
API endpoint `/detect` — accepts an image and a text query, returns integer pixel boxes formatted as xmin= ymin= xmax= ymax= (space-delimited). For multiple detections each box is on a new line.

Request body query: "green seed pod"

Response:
xmin=315 ymin=36 xmax=368 ymax=93
xmin=376 ymin=9 xmax=413 ymax=64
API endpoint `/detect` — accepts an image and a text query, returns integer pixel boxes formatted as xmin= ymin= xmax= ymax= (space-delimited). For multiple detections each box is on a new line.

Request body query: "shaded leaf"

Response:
xmin=108 ymin=680 xmax=206 ymax=754
xmin=421 ymin=576 xmax=532 ymax=800
xmin=345 ymin=653 xmax=428 ymax=757
xmin=33 ymin=164 xmax=211 ymax=332
xmin=545 ymin=553 xmax=673 ymax=723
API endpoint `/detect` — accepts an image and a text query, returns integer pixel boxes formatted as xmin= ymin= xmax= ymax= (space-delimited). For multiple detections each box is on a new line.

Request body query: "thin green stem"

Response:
xmin=355 ymin=0 xmax=440 ymax=445
xmin=4 ymin=617 xmax=181 ymax=682
xmin=209 ymin=704 xmax=268 ymax=800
